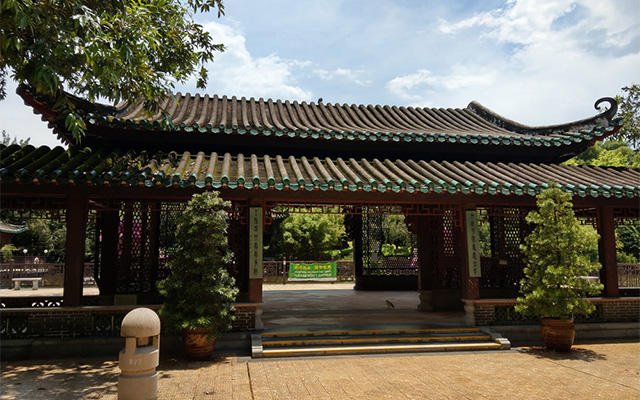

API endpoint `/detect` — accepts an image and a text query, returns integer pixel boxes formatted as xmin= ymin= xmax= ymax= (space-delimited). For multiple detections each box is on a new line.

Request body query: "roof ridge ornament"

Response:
xmin=594 ymin=97 xmax=617 ymax=121
xmin=467 ymin=97 xmax=619 ymax=137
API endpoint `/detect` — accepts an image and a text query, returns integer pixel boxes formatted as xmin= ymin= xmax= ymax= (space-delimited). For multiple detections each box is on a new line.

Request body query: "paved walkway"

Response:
xmin=0 ymin=287 xmax=100 ymax=298
xmin=2 ymin=341 xmax=638 ymax=399
xmin=261 ymin=283 xmax=465 ymax=331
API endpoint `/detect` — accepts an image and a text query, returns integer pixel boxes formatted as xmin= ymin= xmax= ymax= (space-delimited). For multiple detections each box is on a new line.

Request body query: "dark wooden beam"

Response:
xmin=1 ymin=183 xmax=637 ymax=210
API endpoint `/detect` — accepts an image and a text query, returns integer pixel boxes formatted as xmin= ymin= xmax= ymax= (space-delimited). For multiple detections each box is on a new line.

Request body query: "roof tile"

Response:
xmin=3 ymin=145 xmax=638 ymax=199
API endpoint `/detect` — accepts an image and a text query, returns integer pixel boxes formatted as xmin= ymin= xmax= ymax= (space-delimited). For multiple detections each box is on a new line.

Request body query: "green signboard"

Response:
xmin=288 ymin=262 xmax=337 ymax=281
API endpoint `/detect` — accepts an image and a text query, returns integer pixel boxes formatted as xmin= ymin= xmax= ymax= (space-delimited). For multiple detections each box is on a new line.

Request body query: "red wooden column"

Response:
xmin=416 ymin=215 xmax=434 ymax=311
xmin=597 ymin=206 xmax=619 ymax=297
xmin=63 ymin=195 xmax=89 ymax=306
xmin=460 ymin=205 xmax=480 ymax=300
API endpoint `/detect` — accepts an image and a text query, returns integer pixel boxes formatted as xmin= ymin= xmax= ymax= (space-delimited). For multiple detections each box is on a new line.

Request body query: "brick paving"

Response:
xmin=2 ymin=341 xmax=638 ymax=399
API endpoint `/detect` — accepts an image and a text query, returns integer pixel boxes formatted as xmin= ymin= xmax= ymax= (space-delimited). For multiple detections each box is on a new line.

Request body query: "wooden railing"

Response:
xmin=2 ymin=262 xmax=636 ymax=289
xmin=0 ymin=303 xmax=258 ymax=339
xmin=618 ymin=263 xmax=640 ymax=288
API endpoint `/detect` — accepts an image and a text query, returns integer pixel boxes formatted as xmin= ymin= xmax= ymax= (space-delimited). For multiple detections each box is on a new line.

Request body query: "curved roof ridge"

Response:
xmin=467 ymin=97 xmax=618 ymax=136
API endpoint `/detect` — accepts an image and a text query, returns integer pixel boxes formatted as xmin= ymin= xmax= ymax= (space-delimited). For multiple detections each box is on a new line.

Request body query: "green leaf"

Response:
xmin=1 ymin=0 xmax=226 ymax=144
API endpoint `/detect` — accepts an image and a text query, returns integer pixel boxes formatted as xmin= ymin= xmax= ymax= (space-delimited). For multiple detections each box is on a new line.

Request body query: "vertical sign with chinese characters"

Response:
xmin=465 ymin=210 xmax=481 ymax=278
xmin=249 ymin=207 xmax=263 ymax=279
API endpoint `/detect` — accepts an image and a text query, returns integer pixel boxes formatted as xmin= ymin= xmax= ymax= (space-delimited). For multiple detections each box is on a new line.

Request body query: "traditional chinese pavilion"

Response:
xmin=1 ymin=86 xmax=638 ymax=330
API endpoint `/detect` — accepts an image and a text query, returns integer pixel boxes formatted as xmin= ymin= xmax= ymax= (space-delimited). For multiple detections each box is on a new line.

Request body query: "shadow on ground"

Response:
xmin=1 ymin=359 xmax=119 ymax=400
xmin=521 ymin=346 xmax=606 ymax=362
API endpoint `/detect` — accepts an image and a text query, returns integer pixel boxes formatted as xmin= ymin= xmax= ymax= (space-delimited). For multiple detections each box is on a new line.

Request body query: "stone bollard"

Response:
xmin=118 ymin=308 xmax=161 ymax=400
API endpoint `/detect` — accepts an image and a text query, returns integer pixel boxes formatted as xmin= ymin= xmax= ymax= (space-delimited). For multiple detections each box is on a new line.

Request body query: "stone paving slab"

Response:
xmin=1 ymin=342 xmax=638 ymax=399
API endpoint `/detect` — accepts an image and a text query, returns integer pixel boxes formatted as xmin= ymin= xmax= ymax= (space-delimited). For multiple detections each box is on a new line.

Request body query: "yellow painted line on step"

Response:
xmin=261 ymin=327 xmax=481 ymax=337
xmin=263 ymin=335 xmax=490 ymax=346
xmin=263 ymin=342 xmax=502 ymax=355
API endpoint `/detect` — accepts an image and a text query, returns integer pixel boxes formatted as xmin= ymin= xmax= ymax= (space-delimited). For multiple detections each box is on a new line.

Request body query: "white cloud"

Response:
xmin=394 ymin=0 xmax=639 ymax=124
xmin=439 ymin=0 xmax=638 ymax=51
xmin=439 ymin=1 xmax=577 ymax=44
xmin=178 ymin=21 xmax=314 ymax=101
xmin=312 ymin=68 xmax=372 ymax=87
xmin=386 ymin=68 xmax=497 ymax=105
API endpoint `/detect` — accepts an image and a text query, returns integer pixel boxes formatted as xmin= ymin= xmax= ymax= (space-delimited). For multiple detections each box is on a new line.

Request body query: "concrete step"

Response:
xmin=262 ymin=331 xmax=491 ymax=348
xmin=252 ymin=327 xmax=510 ymax=358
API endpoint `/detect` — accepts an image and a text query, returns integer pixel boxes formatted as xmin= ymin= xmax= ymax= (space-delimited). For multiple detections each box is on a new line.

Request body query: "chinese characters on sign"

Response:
xmin=465 ymin=210 xmax=482 ymax=278
xmin=288 ymin=262 xmax=337 ymax=281
xmin=249 ymin=207 xmax=263 ymax=279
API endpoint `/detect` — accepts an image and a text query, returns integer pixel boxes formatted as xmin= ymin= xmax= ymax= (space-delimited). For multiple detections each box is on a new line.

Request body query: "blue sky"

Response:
xmin=1 ymin=0 xmax=638 ymax=147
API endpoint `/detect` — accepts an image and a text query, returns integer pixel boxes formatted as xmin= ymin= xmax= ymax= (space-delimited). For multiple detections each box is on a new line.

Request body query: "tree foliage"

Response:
xmin=515 ymin=185 xmax=603 ymax=320
xmin=1 ymin=130 xmax=29 ymax=147
xmin=382 ymin=215 xmax=412 ymax=247
xmin=0 ymin=244 xmax=18 ymax=263
xmin=0 ymin=0 xmax=225 ymax=142
xmin=564 ymin=140 xmax=640 ymax=168
xmin=616 ymin=222 xmax=640 ymax=263
xmin=275 ymin=213 xmax=348 ymax=261
xmin=11 ymin=219 xmax=68 ymax=262
xmin=612 ymin=84 xmax=640 ymax=148
xmin=381 ymin=215 xmax=413 ymax=256
xmin=157 ymin=192 xmax=238 ymax=337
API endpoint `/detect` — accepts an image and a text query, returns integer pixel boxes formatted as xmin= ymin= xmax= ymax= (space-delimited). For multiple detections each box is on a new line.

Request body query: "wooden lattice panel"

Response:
xmin=359 ymin=209 xmax=419 ymax=277
xmin=614 ymin=207 xmax=640 ymax=227
xmin=157 ymin=204 xmax=181 ymax=282
xmin=2 ymin=196 xmax=67 ymax=211
xmin=480 ymin=207 xmax=531 ymax=290
xmin=574 ymin=207 xmax=598 ymax=227
xmin=439 ymin=212 xmax=462 ymax=289
xmin=266 ymin=201 xmax=461 ymax=216
xmin=114 ymin=202 xmax=158 ymax=293
xmin=361 ymin=210 xmax=385 ymax=276
xmin=0 ymin=208 xmax=66 ymax=222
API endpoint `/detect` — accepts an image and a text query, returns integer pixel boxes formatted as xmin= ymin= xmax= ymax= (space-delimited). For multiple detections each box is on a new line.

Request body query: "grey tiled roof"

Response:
xmin=2 ymin=145 xmax=638 ymax=198
xmin=18 ymin=86 xmax=621 ymax=150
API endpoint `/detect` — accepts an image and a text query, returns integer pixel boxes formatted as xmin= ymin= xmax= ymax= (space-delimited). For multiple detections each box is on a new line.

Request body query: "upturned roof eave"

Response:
xmin=466 ymin=97 xmax=618 ymax=137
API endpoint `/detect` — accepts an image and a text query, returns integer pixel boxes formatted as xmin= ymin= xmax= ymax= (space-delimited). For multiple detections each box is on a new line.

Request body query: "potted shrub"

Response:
xmin=157 ymin=191 xmax=239 ymax=360
xmin=515 ymin=185 xmax=603 ymax=351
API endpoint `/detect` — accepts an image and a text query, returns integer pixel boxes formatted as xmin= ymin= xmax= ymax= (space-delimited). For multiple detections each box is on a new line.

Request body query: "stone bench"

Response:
xmin=12 ymin=277 xmax=42 ymax=290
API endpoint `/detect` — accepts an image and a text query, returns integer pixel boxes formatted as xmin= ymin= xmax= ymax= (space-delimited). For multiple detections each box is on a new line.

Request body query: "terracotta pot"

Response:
xmin=182 ymin=328 xmax=217 ymax=360
xmin=540 ymin=318 xmax=575 ymax=352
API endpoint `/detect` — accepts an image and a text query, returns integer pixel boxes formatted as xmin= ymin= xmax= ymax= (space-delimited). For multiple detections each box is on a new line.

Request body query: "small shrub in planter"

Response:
xmin=515 ymin=185 xmax=603 ymax=351
xmin=157 ymin=191 xmax=239 ymax=359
